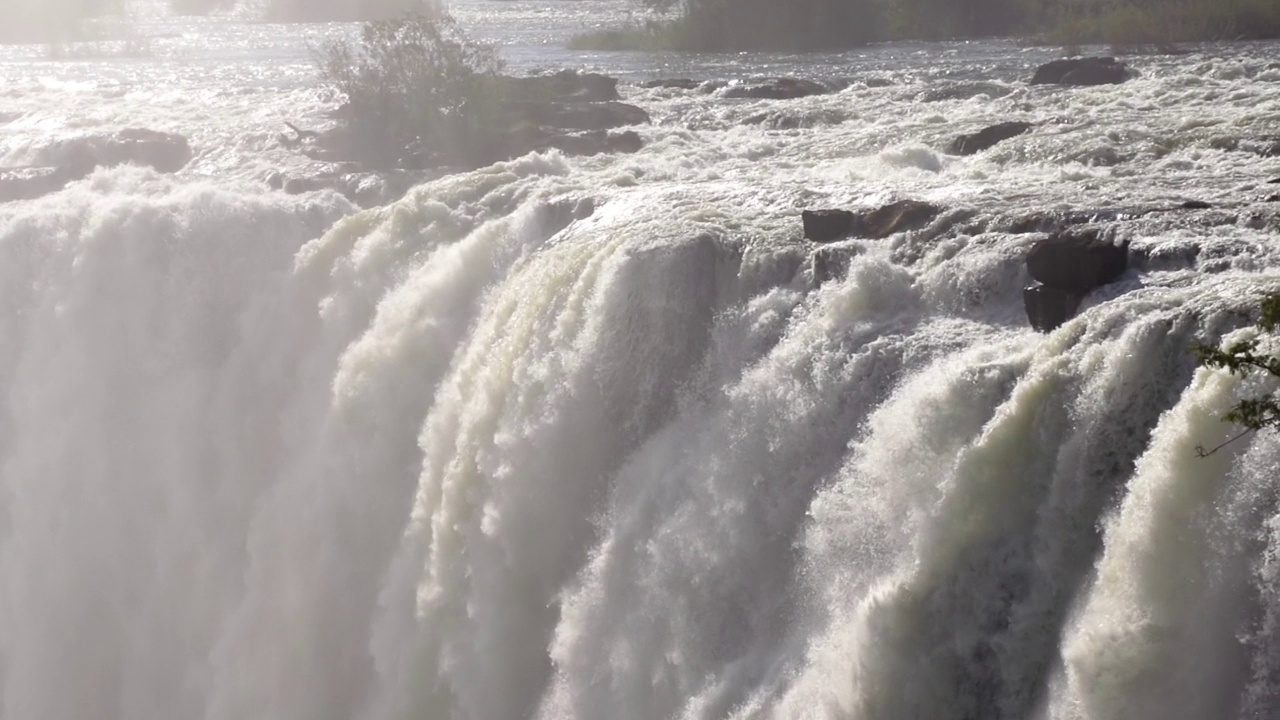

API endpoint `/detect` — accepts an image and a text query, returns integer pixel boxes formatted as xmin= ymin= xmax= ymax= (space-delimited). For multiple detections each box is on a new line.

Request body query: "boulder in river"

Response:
xmin=802 ymin=209 xmax=855 ymax=243
xmin=1024 ymin=284 xmax=1085 ymax=332
xmin=724 ymin=78 xmax=832 ymax=100
xmin=803 ymin=200 xmax=944 ymax=243
xmin=1026 ymin=229 xmax=1129 ymax=293
xmin=641 ymin=78 xmax=701 ymax=90
xmin=850 ymin=199 xmax=943 ymax=239
xmin=948 ymin=121 xmax=1032 ymax=156
xmin=1030 ymin=57 xmax=1131 ymax=86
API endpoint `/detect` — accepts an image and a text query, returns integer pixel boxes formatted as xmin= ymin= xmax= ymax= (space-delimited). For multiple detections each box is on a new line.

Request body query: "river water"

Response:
xmin=2 ymin=3 xmax=1280 ymax=719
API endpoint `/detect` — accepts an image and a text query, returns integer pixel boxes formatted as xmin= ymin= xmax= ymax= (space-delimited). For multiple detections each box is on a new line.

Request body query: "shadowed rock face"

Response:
xmin=1030 ymin=57 xmax=1131 ymax=86
xmin=1026 ymin=229 xmax=1129 ymax=293
xmin=948 ymin=121 xmax=1032 ymax=156
xmin=1022 ymin=229 xmax=1130 ymax=331
xmin=1023 ymin=284 xmax=1084 ymax=332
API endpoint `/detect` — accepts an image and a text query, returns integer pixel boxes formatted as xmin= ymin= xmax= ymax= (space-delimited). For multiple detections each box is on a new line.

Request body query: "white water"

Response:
xmin=3 ymin=4 xmax=1280 ymax=719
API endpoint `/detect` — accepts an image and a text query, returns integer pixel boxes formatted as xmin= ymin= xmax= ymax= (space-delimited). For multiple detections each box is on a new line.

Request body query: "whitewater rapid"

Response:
xmin=4 ymin=5 xmax=1280 ymax=720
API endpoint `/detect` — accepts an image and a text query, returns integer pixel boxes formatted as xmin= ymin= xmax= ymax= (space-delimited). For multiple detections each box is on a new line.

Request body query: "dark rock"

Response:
xmin=502 ymin=70 xmax=620 ymax=103
xmin=849 ymin=200 xmax=943 ymax=239
xmin=641 ymin=78 xmax=701 ymax=90
xmin=948 ymin=121 xmax=1033 ymax=156
xmin=802 ymin=209 xmax=854 ymax=243
xmin=513 ymin=101 xmax=650 ymax=131
xmin=1180 ymin=199 xmax=1212 ymax=209
xmin=1270 ymin=177 xmax=1280 ymax=184
xmin=1024 ymin=283 xmax=1085 ymax=332
xmin=1266 ymin=194 xmax=1280 ymax=203
xmin=1026 ymin=229 xmax=1129 ymax=293
xmin=723 ymin=78 xmax=831 ymax=100
xmin=1030 ymin=57 xmax=1130 ymax=86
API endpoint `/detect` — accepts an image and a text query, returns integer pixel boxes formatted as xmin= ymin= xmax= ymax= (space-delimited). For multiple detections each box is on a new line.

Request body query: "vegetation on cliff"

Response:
xmin=1194 ymin=293 xmax=1280 ymax=453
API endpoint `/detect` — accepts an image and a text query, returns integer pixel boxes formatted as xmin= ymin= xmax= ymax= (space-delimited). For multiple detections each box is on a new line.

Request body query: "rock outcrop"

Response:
xmin=1030 ymin=57 xmax=1131 ymax=86
xmin=948 ymin=121 xmax=1032 ymax=156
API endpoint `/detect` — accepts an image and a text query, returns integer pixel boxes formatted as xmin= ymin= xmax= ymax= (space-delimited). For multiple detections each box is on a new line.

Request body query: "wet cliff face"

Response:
xmin=3 ymin=15 xmax=1280 ymax=720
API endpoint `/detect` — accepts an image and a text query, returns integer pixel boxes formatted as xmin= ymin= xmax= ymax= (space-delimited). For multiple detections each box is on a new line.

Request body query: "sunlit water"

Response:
xmin=3 ymin=3 xmax=1280 ymax=719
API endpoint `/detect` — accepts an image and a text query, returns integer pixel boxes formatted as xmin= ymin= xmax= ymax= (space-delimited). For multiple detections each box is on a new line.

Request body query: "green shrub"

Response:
xmin=317 ymin=13 xmax=504 ymax=166
xmin=1193 ymin=293 xmax=1280 ymax=454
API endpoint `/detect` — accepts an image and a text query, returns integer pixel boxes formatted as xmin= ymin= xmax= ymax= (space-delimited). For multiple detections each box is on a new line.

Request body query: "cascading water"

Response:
xmin=4 ymin=6 xmax=1280 ymax=720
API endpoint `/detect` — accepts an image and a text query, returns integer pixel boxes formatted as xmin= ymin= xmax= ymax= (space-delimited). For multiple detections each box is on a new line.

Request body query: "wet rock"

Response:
xmin=548 ymin=129 xmax=644 ymax=156
xmin=802 ymin=209 xmax=854 ymax=243
xmin=1270 ymin=177 xmax=1280 ymax=184
xmin=281 ymin=169 xmax=431 ymax=208
xmin=723 ymin=78 xmax=832 ymax=100
xmin=1024 ymin=284 xmax=1085 ymax=332
xmin=849 ymin=200 xmax=943 ymax=239
xmin=501 ymin=70 xmax=620 ymax=103
xmin=1026 ymin=229 xmax=1129 ymax=293
xmin=1180 ymin=199 xmax=1212 ymax=209
xmin=0 ymin=166 xmax=82 ymax=202
xmin=1004 ymin=208 xmax=1149 ymax=234
xmin=742 ymin=108 xmax=846 ymax=129
xmin=1030 ymin=57 xmax=1130 ymax=86
xmin=36 ymin=128 xmax=192 ymax=175
xmin=1266 ymin=194 xmax=1280 ymax=203
xmin=810 ymin=246 xmax=858 ymax=285
xmin=803 ymin=200 xmax=944 ymax=243
xmin=641 ymin=78 xmax=701 ymax=90
xmin=513 ymin=101 xmax=650 ymax=131
xmin=948 ymin=121 xmax=1032 ymax=156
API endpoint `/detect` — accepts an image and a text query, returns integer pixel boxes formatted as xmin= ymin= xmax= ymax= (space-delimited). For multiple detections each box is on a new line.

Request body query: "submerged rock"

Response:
xmin=0 ymin=166 xmax=81 ymax=203
xmin=1024 ymin=284 xmax=1085 ymax=332
xmin=513 ymin=101 xmax=650 ymax=131
xmin=36 ymin=128 xmax=192 ymax=175
xmin=547 ymin=129 xmax=644 ymax=156
xmin=641 ymin=78 xmax=701 ymax=90
xmin=1027 ymin=229 xmax=1129 ymax=293
xmin=501 ymin=70 xmax=620 ymax=103
xmin=2 ymin=128 xmax=192 ymax=202
xmin=1030 ymin=57 xmax=1131 ymax=86
xmin=724 ymin=78 xmax=832 ymax=100
xmin=948 ymin=121 xmax=1032 ymax=156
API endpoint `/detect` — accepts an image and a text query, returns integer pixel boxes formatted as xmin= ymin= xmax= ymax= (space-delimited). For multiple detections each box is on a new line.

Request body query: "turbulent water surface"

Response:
xmin=3 ymin=3 xmax=1280 ymax=719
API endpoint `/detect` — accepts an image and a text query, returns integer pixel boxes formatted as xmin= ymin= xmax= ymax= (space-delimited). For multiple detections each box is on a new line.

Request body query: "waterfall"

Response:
xmin=2 ymin=156 xmax=1279 ymax=720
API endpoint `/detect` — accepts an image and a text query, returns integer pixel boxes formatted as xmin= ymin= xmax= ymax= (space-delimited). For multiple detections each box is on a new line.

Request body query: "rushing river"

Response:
xmin=2 ymin=2 xmax=1280 ymax=719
